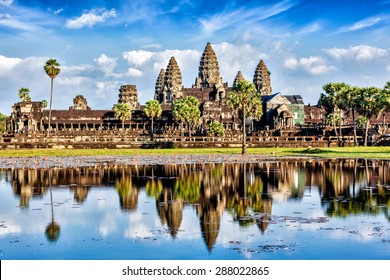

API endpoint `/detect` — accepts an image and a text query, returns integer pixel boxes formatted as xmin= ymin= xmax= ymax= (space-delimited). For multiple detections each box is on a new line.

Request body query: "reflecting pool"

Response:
xmin=0 ymin=159 xmax=389 ymax=260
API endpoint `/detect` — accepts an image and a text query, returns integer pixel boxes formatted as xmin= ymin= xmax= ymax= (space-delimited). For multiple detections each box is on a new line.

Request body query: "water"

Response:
xmin=0 ymin=159 xmax=389 ymax=260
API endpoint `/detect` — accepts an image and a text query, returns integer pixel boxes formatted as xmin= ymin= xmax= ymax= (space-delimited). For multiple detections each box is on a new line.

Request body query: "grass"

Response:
xmin=0 ymin=146 xmax=390 ymax=159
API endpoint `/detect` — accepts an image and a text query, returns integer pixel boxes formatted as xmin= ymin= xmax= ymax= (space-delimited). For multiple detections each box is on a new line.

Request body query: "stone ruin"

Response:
xmin=69 ymin=95 xmax=91 ymax=110
xmin=118 ymin=85 xmax=140 ymax=110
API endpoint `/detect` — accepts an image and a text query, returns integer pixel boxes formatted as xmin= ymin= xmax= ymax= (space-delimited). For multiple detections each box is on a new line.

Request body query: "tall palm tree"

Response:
xmin=227 ymin=80 xmax=262 ymax=155
xmin=322 ymin=82 xmax=346 ymax=141
xmin=45 ymin=170 xmax=61 ymax=243
xmin=172 ymin=96 xmax=201 ymax=137
xmin=18 ymin=87 xmax=31 ymax=102
xmin=44 ymin=59 xmax=61 ymax=137
xmin=113 ymin=103 xmax=132 ymax=130
xmin=144 ymin=100 xmax=162 ymax=139
xmin=356 ymin=87 xmax=385 ymax=146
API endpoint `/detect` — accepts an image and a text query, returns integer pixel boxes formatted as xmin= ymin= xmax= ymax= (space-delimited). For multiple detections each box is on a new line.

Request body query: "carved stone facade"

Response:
xmin=118 ymin=85 xmax=140 ymax=110
xmin=233 ymin=71 xmax=245 ymax=87
xmin=253 ymin=60 xmax=272 ymax=96
xmin=154 ymin=69 xmax=165 ymax=102
xmin=194 ymin=42 xmax=221 ymax=88
xmin=158 ymin=57 xmax=183 ymax=104
xmin=69 ymin=95 xmax=91 ymax=111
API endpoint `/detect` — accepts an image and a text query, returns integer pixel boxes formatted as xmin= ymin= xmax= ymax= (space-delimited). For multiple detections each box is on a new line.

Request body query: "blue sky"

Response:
xmin=1 ymin=0 xmax=390 ymax=114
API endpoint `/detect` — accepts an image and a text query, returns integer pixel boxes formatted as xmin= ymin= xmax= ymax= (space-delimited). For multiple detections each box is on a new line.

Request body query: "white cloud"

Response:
xmin=140 ymin=44 xmax=162 ymax=50
xmin=54 ymin=9 xmax=64 ymax=15
xmin=198 ymin=0 xmax=298 ymax=38
xmin=122 ymin=50 xmax=154 ymax=66
xmin=325 ymin=45 xmax=389 ymax=62
xmin=96 ymin=81 xmax=122 ymax=99
xmin=126 ymin=68 xmax=143 ymax=77
xmin=0 ymin=0 xmax=13 ymax=6
xmin=337 ymin=15 xmax=390 ymax=33
xmin=0 ymin=13 xmax=40 ymax=31
xmin=298 ymin=21 xmax=322 ymax=34
xmin=95 ymin=54 xmax=118 ymax=76
xmin=284 ymin=56 xmax=335 ymax=75
xmin=65 ymin=8 xmax=117 ymax=29
xmin=57 ymin=76 xmax=91 ymax=87
xmin=0 ymin=55 xmax=22 ymax=77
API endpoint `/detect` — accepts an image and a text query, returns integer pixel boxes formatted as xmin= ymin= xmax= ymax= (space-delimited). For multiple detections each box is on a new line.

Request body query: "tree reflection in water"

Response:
xmin=45 ymin=170 xmax=61 ymax=243
xmin=3 ymin=159 xmax=390 ymax=249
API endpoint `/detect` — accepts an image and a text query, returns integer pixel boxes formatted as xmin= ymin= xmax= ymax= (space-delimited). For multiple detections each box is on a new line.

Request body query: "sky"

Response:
xmin=1 ymin=0 xmax=390 ymax=115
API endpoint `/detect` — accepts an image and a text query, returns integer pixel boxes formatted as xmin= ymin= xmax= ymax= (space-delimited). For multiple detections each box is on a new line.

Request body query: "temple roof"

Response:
xmin=198 ymin=42 xmax=220 ymax=86
xmin=253 ymin=59 xmax=272 ymax=96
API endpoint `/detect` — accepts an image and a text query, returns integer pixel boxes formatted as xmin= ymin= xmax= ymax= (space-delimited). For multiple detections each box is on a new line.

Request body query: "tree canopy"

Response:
xmin=113 ymin=102 xmax=132 ymax=130
xmin=227 ymin=80 xmax=263 ymax=154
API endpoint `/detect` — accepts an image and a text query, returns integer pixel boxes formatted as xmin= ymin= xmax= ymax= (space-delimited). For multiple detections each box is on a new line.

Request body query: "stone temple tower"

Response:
xmin=194 ymin=42 xmax=222 ymax=88
xmin=154 ymin=68 xmax=165 ymax=103
xmin=233 ymin=71 xmax=245 ymax=87
xmin=161 ymin=56 xmax=183 ymax=104
xmin=253 ymin=60 xmax=272 ymax=96
xmin=117 ymin=85 xmax=140 ymax=109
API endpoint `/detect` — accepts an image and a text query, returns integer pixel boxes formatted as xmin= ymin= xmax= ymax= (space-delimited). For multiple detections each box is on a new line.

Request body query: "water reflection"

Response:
xmin=2 ymin=159 xmax=390 ymax=253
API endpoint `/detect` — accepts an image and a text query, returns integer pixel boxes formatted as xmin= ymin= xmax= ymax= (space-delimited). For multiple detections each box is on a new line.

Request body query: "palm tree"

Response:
xmin=322 ymin=82 xmax=347 ymax=141
xmin=144 ymin=100 xmax=162 ymax=139
xmin=338 ymin=84 xmax=359 ymax=145
xmin=45 ymin=170 xmax=61 ymax=243
xmin=172 ymin=96 xmax=201 ymax=137
xmin=227 ymin=80 xmax=263 ymax=155
xmin=18 ymin=88 xmax=31 ymax=102
xmin=208 ymin=121 xmax=224 ymax=137
xmin=113 ymin=102 xmax=132 ymax=130
xmin=356 ymin=87 xmax=385 ymax=146
xmin=41 ymin=99 xmax=48 ymax=109
xmin=382 ymin=81 xmax=390 ymax=134
xmin=44 ymin=59 xmax=61 ymax=137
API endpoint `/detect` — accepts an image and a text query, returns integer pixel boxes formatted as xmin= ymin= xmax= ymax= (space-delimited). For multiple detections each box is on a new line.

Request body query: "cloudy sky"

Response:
xmin=1 ymin=0 xmax=390 ymax=114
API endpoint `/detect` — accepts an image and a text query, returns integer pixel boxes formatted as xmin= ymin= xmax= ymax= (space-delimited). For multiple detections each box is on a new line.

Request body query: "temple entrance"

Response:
xmin=275 ymin=104 xmax=294 ymax=128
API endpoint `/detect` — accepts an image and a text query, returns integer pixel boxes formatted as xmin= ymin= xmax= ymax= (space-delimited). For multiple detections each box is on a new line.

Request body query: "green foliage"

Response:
xmin=18 ymin=87 xmax=31 ymax=101
xmin=0 ymin=112 xmax=7 ymax=134
xmin=172 ymin=96 xmax=201 ymax=135
xmin=227 ymin=80 xmax=263 ymax=120
xmin=144 ymin=100 xmax=162 ymax=119
xmin=41 ymin=99 xmax=48 ymax=108
xmin=113 ymin=102 xmax=132 ymax=129
xmin=44 ymin=59 xmax=61 ymax=79
xmin=356 ymin=116 xmax=367 ymax=128
xmin=208 ymin=121 xmax=224 ymax=136
xmin=227 ymin=80 xmax=263 ymax=154
xmin=326 ymin=113 xmax=340 ymax=126
xmin=45 ymin=222 xmax=61 ymax=243
xmin=144 ymin=99 xmax=162 ymax=136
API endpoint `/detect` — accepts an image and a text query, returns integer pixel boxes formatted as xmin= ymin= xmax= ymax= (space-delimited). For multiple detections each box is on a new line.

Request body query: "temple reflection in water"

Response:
xmin=2 ymin=159 xmax=389 ymax=250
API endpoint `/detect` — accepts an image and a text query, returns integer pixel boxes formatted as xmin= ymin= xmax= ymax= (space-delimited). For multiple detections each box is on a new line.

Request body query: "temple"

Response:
xmin=3 ymin=42 xmax=390 ymax=147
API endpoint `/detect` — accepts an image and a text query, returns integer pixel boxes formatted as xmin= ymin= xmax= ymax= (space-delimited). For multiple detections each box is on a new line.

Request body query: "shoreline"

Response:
xmin=0 ymin=153 xmax=388 ymax=169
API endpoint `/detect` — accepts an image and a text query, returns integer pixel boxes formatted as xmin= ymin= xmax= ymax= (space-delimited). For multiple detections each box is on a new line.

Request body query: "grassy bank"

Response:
xmin=0 ymin=146 xmax=390 ymax=159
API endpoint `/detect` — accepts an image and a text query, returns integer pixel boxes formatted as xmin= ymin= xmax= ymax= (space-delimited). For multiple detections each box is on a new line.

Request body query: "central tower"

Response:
xmin=194 ymin=42 xmax=221 ymax=88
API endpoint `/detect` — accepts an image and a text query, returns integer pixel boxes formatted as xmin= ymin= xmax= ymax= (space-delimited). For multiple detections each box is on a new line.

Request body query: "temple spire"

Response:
xmin=233 ymin=71 xmax=245 ymax=87
xmin=194 ymin=42 xmax=221 ymax=88
xmin=162 ymin=57 xmax=183 ymax=103
xmin=253 ymin=60 xmax=272 ymax=96
xmin=154 ymin=68 xmax=165 ymax=103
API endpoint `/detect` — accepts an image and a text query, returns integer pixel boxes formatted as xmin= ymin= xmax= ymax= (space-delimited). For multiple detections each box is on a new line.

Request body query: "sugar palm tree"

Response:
xmin=45 ymin=170 xmax=61 ymax=243
xmin=18 ymin=87 xmax=31 ymax=102
xmin=113 ymin=102 xmax=132 ymax=130
xmin=172 ymin=96 xmax=201 ymax=137
xmin=227 ymin=80 xmax=262 ymax=155
xmin=356 ymin=87 xmax=385 ymax=146
xmin=44 ymin=59 xmax=61 ymax=137
xmin=144 ymin=100 xmax=162 ymax=139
